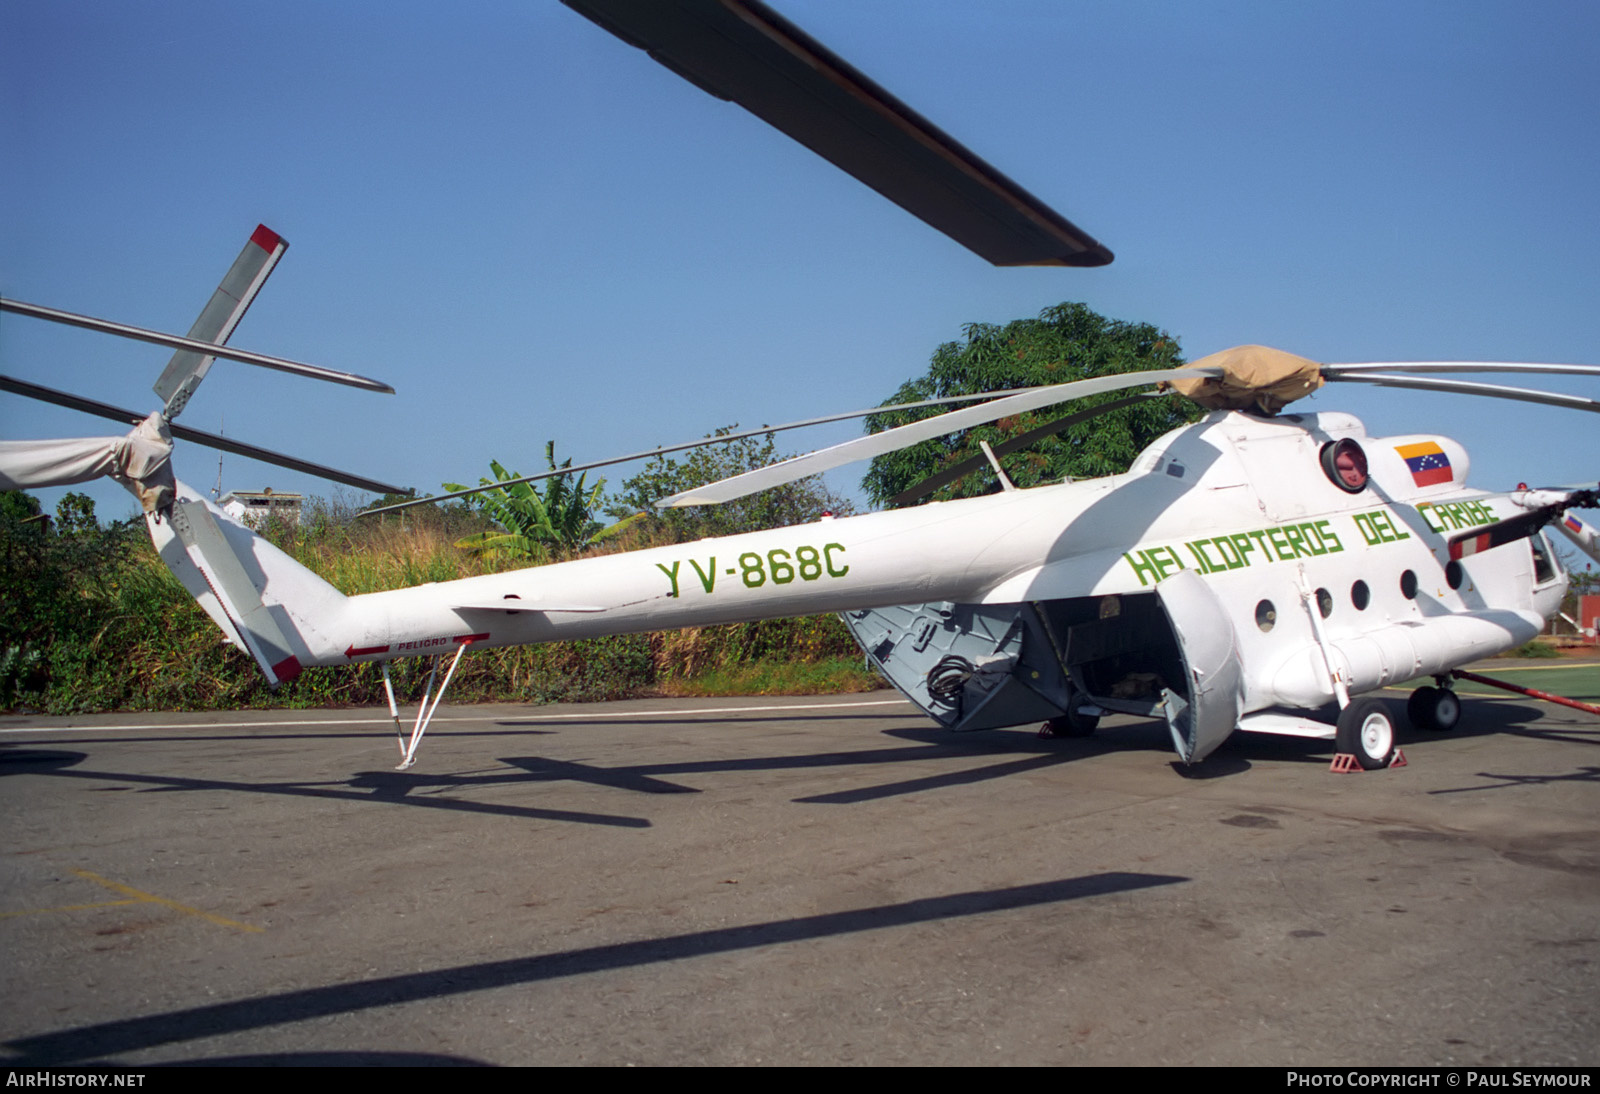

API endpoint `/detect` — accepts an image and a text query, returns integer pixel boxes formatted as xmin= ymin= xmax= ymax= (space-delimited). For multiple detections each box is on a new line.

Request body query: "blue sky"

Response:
xmin=3 ymin=1 xmax=1597 ymax=529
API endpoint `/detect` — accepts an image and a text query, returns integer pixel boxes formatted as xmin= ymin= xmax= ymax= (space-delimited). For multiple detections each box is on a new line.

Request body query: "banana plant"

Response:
xmin=444 ymin=443 xmax=606 ymax=560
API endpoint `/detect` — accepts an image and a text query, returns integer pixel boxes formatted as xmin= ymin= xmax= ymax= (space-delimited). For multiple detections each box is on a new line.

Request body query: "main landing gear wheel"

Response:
xmin=1336 ymin=698 xmax=1398 ymax=770
xmin=1407 ymin=685 xmax=1461 ymax=732
xmin=1042 ymin=705 xmax=1099 ymax=738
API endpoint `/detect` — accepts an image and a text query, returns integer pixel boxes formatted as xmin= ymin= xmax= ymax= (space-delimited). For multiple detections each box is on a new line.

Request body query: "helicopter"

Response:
xmin=4 ymin=235 xmax=1596 ymax=772
xmin=3 ymin=0 xmax=1597 ymax=772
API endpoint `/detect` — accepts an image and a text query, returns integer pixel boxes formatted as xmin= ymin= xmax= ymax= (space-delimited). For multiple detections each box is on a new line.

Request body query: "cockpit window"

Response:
xmin=1531 ymin=531 xmax=1560 ymax=584
xmin=1320 ymin=439 xmax=1369 ymax=493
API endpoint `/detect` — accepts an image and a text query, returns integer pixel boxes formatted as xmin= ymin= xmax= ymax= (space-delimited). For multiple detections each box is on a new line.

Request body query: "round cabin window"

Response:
xmin=1255 ymin=600 xmax=1277 ymax=632
xmin=1445 ymin=560 xmax=1464 ymax=590
xmin=1351 ymin=580 xmax=1370 ymax=610
xmin=1316 ymin=587 xmax=1334 ymax=618
xmin=1400 ymin=569 xmax=1419 ymax=600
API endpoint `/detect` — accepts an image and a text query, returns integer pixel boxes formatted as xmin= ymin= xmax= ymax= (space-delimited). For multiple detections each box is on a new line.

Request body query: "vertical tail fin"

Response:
xmin=148 ymin=481 xmax=347 ymax=685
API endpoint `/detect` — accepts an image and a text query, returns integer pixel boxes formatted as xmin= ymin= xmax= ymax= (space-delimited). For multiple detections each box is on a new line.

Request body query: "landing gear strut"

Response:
xmin=381 ymin=639 xmax=476 ymax=770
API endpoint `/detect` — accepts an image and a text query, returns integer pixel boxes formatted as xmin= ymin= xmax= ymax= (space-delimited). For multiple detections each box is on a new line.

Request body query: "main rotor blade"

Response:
xmin=1322 ymin=361 xmax=1600 ymax=378
xmin=657 ymin=367 xmax=1212 ymax=508
xmin=1449 ymin=488 xmax=1599 ymax=562
xmin=888 ymin=393 xmax=1162 ymax=507
xmin=0 ymin=298 xmax=394 ymax=395
xmin=0 ymin=375 xmax=413 ymax=496
xmin=562 ymin=0 xmax=1112 ymax=268
xmin=360 ymin=386 xmax=1052 ymax=516
xmin=1328 ymin=373 xmax=1600 ymax=413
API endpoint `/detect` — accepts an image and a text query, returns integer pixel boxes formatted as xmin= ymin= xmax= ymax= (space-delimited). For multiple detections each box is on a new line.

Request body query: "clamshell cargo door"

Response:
xmin=1156 ymin=569 xmax=1245 ymax=763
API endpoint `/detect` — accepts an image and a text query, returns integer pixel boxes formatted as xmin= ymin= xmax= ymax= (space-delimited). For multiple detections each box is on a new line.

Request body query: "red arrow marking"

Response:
xmin=345 ymin=644 xmax=390 ymax=658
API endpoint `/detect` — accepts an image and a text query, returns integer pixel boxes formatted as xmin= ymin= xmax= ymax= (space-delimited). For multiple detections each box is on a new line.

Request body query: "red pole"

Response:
xmin=1450 ymin=669 xmax=1600 ymax=717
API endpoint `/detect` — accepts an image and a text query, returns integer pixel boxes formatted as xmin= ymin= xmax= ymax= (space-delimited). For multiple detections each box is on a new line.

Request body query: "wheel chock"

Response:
xmin=1330 ymin=749 xmax=1407 ymax=773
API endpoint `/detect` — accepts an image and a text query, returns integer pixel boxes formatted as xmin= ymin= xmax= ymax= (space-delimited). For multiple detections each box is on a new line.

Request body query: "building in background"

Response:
xmin=220 ymin=488 xmax=302 ymax=528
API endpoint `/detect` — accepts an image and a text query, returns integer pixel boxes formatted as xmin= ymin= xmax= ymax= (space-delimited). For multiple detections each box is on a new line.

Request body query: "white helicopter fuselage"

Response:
xmin=165 ymin=408 xmax=1564 ymax=768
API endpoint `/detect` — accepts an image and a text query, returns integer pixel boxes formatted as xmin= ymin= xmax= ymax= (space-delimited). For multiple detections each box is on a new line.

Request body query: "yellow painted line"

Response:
xmin=1478 ymin=662 xmax=1600 ymax=673
xmin=71 ymin=869 xmax=263 ymax=933
xmin=0 ymin=899 xmax=141 ymax=921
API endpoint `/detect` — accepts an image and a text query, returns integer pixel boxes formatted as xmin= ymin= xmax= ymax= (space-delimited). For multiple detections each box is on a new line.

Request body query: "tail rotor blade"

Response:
xmin=155 ymin=224 xmax=290 ymax=419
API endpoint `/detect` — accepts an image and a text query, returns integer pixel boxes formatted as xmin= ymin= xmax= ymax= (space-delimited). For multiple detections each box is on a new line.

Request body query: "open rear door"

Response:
xmin=1156 ymin=570 xmax=1245 ymax=763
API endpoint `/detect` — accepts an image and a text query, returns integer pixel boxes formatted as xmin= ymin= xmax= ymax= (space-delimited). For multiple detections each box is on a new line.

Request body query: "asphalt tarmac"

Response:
xmin=1 ymin=677 xmax=1597 ymax=1066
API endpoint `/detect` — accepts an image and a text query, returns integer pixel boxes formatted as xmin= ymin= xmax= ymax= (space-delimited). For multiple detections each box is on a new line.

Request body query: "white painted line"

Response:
xmin=0 ymin=698 xmax=913 ymax=735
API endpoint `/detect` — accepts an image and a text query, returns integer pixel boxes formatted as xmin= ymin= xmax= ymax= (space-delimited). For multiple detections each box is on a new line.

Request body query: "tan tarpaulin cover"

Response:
xmin=0 ymin=412 xmax=176 ymax=512
xmin=1167 ymin=344 xmax=1324 ymax=414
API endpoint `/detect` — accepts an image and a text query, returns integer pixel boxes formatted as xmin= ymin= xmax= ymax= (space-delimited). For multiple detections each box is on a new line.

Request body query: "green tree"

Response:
xmin=0 ymin=502 xmax=144 ymax=708
xmin=362 ymin=491 xmax=418 ymax=516
xmin=606 ymin=427 xmax=855 ymax=543
xmin=445 ymin=442 xmax=607 ymax=560
xmin=862 ymin=302 xmax=1202 ymax=507
xmin=1 ymin=490 xmax=43 ymax=524
xmin=54 ymin=492 xmax=99 ymax=535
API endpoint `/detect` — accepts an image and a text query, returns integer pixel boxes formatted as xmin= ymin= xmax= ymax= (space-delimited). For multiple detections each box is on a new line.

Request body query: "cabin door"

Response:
xmin=1155 ymin=569 xmax=1245 ymax=763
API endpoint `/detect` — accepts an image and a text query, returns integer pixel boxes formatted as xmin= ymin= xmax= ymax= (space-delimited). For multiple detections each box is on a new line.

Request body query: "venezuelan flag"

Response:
xmin=1395 ymin=442 xmax=1452 ymax=487
xmin=1566 ymin=514 xmax=1585 ymax=534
